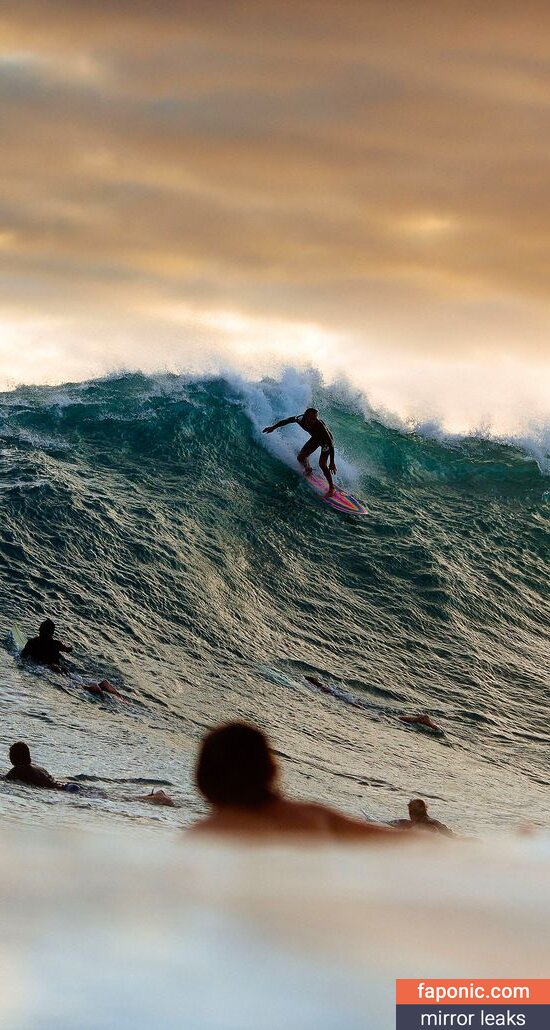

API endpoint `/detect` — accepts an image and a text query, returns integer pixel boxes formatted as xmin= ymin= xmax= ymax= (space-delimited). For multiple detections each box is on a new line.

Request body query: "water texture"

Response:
xmin=0 ymin=369 xmax=548 ymax=833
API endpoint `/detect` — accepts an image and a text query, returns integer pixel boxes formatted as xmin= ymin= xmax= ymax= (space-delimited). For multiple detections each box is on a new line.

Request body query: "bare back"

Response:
xmin=190 ymin=796 xmax=397 ymax=841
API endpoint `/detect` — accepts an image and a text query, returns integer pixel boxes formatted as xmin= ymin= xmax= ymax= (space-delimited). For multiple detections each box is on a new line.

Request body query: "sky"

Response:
xmin=1 ymin=1 xmax=549 ymax=432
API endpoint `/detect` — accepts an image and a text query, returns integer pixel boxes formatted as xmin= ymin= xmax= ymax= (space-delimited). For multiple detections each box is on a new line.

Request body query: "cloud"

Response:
xmin=0 ymin=1 xmax=549 ymax=424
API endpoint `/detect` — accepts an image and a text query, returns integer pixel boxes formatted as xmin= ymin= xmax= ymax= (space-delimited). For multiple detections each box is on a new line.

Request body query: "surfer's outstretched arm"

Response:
xmin=263 ymin=417 xmax=297 ymax=434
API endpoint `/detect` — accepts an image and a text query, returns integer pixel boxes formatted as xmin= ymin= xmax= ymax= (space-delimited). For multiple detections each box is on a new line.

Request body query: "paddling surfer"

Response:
xmin=21 ymin=619 xmax=73 ymax=672
xmin=392 ymin=798 xmax=454 ymax=837
xmin=21 ymin=618 xmax=126 ymax=701
xmin=263 ymin=408 xmax=337 ymax=496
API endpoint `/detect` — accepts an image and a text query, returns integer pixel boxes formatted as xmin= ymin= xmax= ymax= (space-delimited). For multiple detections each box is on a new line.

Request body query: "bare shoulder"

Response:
xmin=307 ymin=801 xmax=400 ymax=840
xmin=186 ymin=815 xmax=219 ymax=834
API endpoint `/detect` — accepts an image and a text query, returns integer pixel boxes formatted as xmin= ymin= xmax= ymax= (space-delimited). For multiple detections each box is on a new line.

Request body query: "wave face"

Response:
xmin=0 ymin=370 xmax=548 ymax=833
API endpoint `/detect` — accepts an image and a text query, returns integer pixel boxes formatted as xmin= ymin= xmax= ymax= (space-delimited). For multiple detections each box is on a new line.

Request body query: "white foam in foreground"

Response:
xmin=0 ymin=827 xmax=548 ymax=1030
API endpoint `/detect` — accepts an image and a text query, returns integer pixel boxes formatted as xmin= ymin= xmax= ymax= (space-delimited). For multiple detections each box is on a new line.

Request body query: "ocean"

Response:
xmin=0 ymin=368 xmax=548 ymax=834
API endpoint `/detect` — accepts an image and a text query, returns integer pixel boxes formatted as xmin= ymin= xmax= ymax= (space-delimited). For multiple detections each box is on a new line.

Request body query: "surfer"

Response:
xmin=21 ymin=618 xmax=73 ymax=672
xmin=392 ymin=798 xmax=453 ymax=837
xmin=399 ymin=714 xmax=444 ymax=736
xmin=81 ymin=678 xmax=127 ymax=701
xmin=5 ymin=741 xmax=67 ymax=791
xmin=305 ymin=675 xmax=333 ymax=695
xmin=263 ymin=408 xmax=337 ymax=496
xmin=20 ymin=619 xmax=126 ymax=700
xmin=189 ymin=722 xmax=403 ymax=840
xmin=134 ymin=789 xmax=177 ymax=807
xmin=5 ymin=743 xmax=177 ymax=804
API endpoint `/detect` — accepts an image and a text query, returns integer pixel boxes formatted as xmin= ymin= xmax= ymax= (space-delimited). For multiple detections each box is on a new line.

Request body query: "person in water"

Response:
xmin=21 ymin=618 xmax=73 ymax=672
xmin=21 ymin=618 xmax=126 ymax=700
xmin=305 ymin=675 xmax=333 ymax=695
xmin=263 ymin=407 xmax=337 ymax=496
xmin=81 ymin=678 xmax=126 ymax=701
xmin=5 ymin=741 xmax=66 ymax=791
xmin=393 ymin=798 xmax=453 ymax=837
xmin=399 ymin=714 xmax=444 ymax=736
xmin=134 ymin=789 xmax=177 ymax=807
xmin=190 ymin=721 xmax=402 ymax=840
xmin=5 ymin=742 xmax=176 ymax=804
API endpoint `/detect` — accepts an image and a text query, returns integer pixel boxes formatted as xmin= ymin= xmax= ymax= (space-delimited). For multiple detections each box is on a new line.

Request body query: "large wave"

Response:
xmin=0 ymin=368 xmax=548 ymax=832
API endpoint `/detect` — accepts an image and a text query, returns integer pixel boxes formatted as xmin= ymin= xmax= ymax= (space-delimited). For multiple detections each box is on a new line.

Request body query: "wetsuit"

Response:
xmin=264 ymin=412 xmax=336 ymax=490
xmin=5 ymin=764 xmax=63 ymax=790
xmin=290 ymin=414 xmax=335 ymax=461
xmin=21 ymin=636 xmax=71 ymax=667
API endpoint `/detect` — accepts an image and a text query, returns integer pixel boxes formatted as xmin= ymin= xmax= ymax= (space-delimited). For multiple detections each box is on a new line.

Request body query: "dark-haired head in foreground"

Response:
xmin=191 ymin=722 xmax=400 ymax=840
xmin=196 ymin=722 xmax=277 ymax=808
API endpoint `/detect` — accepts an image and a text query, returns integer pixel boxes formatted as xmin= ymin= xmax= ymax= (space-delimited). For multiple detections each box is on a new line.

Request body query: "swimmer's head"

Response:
xmin=39 ymin=618 xmax=55 ymax=639
xmin=408 ymin=798 xmax=428 ymax=821
xmin=196 ymin=722 xmax=277 ymax=808
xmin=9 ymin=741 xmax=31 ymax=767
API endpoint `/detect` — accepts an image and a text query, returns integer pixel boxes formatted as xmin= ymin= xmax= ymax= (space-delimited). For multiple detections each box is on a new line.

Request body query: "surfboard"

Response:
xmin=305 ymin=472 xmax=368 ymax=515
xmin=11 ymin=625 xmax=27 ymax=653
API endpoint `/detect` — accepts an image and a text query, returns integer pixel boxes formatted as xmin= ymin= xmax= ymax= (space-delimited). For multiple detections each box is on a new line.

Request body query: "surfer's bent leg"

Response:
xmin=297 ymin=439 xmax=317 ymax=476
xmin=319 ymin=447 xmax=335 ymax=495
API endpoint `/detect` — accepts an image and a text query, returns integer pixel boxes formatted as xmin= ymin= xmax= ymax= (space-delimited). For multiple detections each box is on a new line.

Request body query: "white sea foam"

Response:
xmin=1 ymin=364 xmax=548 ymax=475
